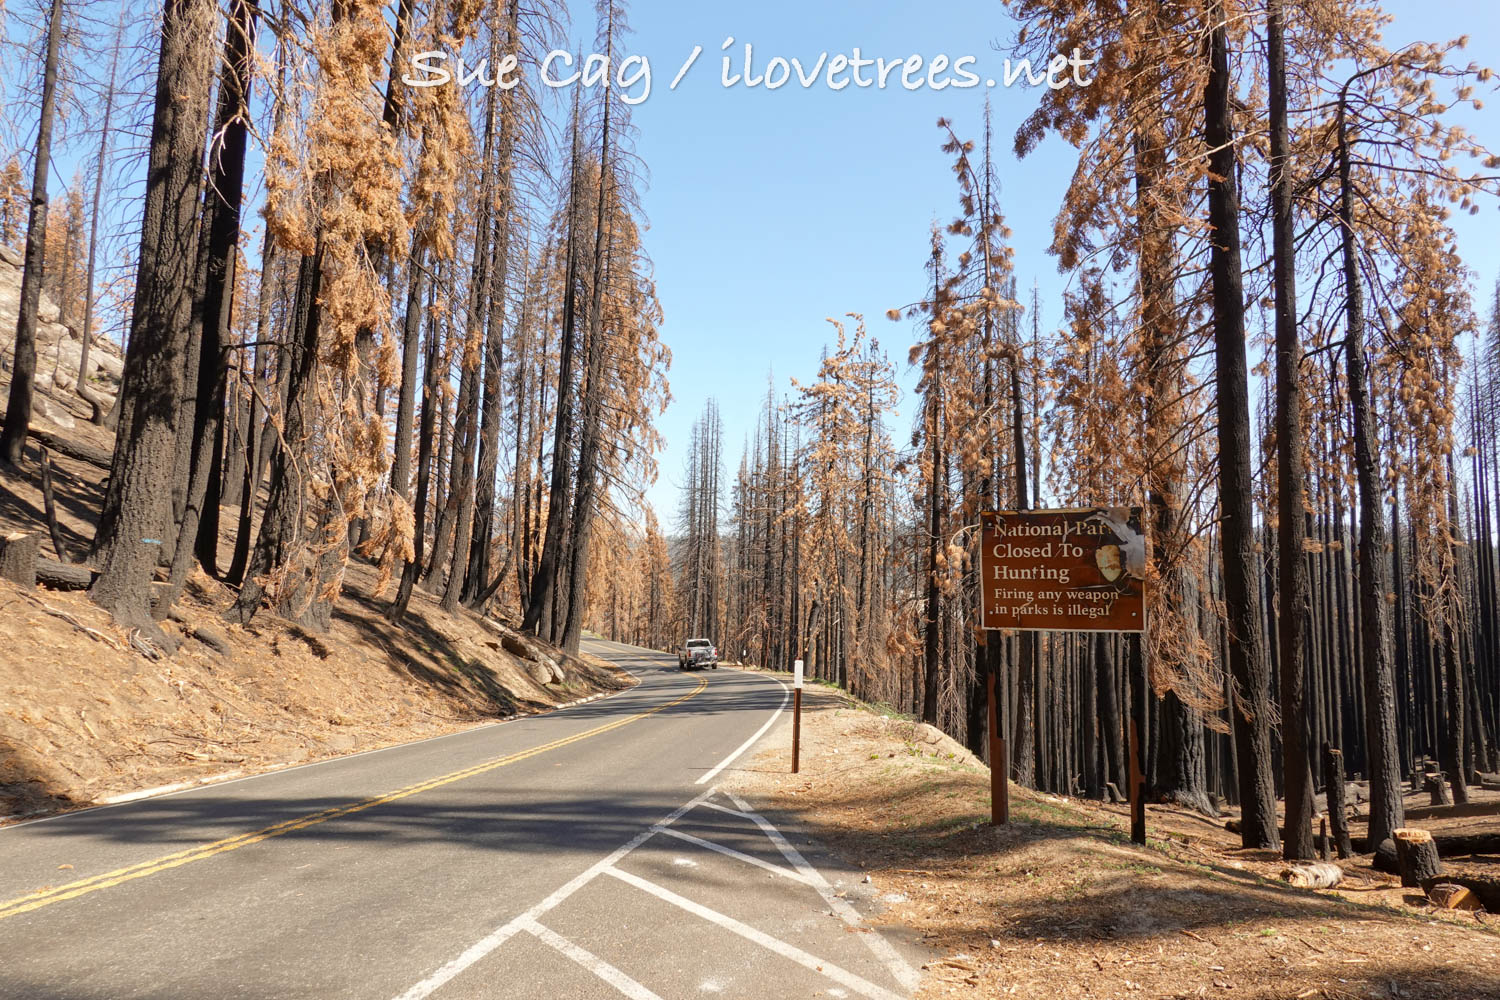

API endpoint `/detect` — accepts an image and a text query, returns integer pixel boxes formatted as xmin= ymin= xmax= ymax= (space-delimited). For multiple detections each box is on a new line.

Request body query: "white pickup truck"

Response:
xmin=676 ymin=638 xmax=718 ymax=671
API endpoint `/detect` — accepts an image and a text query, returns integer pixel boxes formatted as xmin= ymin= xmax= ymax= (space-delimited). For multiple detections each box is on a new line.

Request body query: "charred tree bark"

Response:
xmin=76 ymin=8 xmax=128 ymax=425
xmin=389 ymin=275 xmax=442 ymax=622
xmin=1336 ymin=76 xmax=1405 ymax=848
xmin=91 ymin=0 xmax=217 ymax=637
xmin=171 ymin=0 xmax=258 ymax=598
xmin=1205 ymin=3 xmax=1277 ymax=850
xmin=0 ymin=0 xmax=66 ymax=466
xmin=226 ymin=244 xmax=324 ymax=628
xmin=1268 ymin=0 xmax=1315 ymax=860
xmin=522 ymin=102 xmax=585 ymax=641
xmin=390 ymin=251 xmax=425 ymax=504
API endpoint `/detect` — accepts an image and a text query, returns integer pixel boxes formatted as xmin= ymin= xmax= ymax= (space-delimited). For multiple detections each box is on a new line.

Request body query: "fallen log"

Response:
xmin=1393 ymin=828 xmax=1443 ymax=888
xmin=0 ymin=418 xmax=114 ymax=468
xmin=1282 ymin=862 xmax=1343 ymax=889
xmin=1425 ymin=834 xmax=1500 ymax=858
xmin=36 ymin=556 xmax=93 ymax=591
xmin=1421 ymin=865 xmax=1500 ymax=912
xmin=1403 ymin=800 xmax=1500 ymax=822
xmin=165 ymin=607 xmax=234 ymax=657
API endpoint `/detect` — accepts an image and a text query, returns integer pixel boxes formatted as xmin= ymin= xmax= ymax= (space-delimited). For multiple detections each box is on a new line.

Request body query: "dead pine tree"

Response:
xmin=91 ymin=0 xmax=220 ymax=639
xmin=1 ymin=0 xmax=67 ymax=467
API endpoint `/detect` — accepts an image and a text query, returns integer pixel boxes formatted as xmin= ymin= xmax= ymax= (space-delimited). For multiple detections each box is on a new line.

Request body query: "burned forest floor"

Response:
xmin=723 ymin=680 xmax=1500 ymax=1000
xmin=0 ymin=363 xmax=634 ymax=824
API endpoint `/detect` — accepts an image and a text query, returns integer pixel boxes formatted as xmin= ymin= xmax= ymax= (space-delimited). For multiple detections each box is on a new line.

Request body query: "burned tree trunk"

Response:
xmin=1267 ymin=0 xmax=1315 ymax=861
xmin=0 ymin=0 xmax=65 ymax=466
xmin=1205 ymin=2 xmax=1277 ymax=850
xmin=91 ymin=0 xmax=218 ymax=638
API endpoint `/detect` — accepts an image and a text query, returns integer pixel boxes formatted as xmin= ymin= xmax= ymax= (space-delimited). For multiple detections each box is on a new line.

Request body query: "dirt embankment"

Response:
xmin=0 ymin=562 xmax=634 ymax=823
xmin=724 ymin=681 xmax=1500 ymax=1000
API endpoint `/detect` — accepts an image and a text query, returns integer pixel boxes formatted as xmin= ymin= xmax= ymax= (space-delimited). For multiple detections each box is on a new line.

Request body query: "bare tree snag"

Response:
xmin=38 ymin=447 xmax=76 ymax=563
xmin=1322 ymin=744 xmax=1355 ymax=858
xmin=0 ymin=0 xmax=65 ymax=466
xmin=1393 ymin=828 xmax=1442 ymax=888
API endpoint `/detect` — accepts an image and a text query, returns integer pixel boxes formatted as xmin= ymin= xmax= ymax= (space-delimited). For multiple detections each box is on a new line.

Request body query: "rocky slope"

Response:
xmin=0 ymin=242 xmax=125 ymax=429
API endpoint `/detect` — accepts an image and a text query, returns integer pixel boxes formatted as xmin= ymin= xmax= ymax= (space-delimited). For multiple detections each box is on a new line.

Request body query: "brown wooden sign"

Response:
xmin=979 ymin=507 xmax=1146 ymax=633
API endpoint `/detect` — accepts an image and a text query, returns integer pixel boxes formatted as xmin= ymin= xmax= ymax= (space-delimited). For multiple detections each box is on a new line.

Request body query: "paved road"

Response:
xmin=0 ymin=638 xmax=922 ymax=999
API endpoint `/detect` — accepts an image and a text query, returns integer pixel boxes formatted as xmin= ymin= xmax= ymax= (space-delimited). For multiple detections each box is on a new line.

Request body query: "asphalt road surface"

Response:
xmin=0 ymin=638 xmax=923 ymax=999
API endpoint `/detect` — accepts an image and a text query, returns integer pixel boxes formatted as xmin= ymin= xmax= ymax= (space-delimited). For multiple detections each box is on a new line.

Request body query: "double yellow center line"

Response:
xmin=0 ymin=673 xmax=708 ymax=923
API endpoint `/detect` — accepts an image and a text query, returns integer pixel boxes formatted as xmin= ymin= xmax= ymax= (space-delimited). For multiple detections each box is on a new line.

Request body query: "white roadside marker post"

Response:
xmin=792 ymin=659 xmax=804 ymax=774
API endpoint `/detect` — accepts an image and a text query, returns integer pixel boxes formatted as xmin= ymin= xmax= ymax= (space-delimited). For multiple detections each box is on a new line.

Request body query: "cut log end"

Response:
xmin=1425 ymin=883 xmax=1481 ymax=911
xmin=1421 ymin=866 xmax=1500 ymax=912
xmin=1282 ymin=862 xmax=1343 ymax=889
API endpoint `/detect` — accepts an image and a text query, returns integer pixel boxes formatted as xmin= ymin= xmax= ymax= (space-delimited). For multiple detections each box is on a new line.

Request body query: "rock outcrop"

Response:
xmin=0 ymin=242 xmax=125 ymax=418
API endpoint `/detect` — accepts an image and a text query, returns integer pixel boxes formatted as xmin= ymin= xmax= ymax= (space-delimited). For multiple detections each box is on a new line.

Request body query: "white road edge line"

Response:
xmin=523 ymin=918 xmax=665 ymax=1000
xmin=391 ymin=788 xmax=715 ymax=1000
xmin=700 ymin=800 xmax=759 ymax=822
xmin=727 ymin=792 xmax=923 ymax=994
xmin=695 ymin=673 xmax=788 ymax=785
xmin=603 ymin=866 xmax=906 ymax=1000
xmin=657 ymin=827 xmax=812 ymax=884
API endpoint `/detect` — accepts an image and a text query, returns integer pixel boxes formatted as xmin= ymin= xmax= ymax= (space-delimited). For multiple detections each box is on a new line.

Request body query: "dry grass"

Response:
xmin=723 ymin=679 xmax=1500 ymax=1000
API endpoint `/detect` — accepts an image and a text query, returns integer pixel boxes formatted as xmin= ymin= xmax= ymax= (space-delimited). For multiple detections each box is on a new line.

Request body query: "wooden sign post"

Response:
xmin=979 ymin=508 xmax=1148 ymax=841
xmin=791 ymin=659 xmax=803 ymax=774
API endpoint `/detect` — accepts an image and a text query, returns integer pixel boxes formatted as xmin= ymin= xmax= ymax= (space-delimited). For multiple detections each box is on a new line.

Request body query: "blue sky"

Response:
xmin=609 ymin=0 xmax=1500 ymax=524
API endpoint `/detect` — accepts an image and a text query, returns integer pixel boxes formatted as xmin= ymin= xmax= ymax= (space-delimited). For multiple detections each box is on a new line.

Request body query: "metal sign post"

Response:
xmin=791 ymin=659 xmax=804 ymax=774
xmin=978 ymin=507 xmax=1148 ymax=840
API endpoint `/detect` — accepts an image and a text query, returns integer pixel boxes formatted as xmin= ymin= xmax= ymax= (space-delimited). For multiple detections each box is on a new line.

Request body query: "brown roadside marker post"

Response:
xmin=791 ymin=658 xmax=803 ymax=774
xmin=979 ymin=507 xmax=1148 ymax=837
xmin=987 ymin=659 xmax=1008 ymax=825
xmin=1129 ymin=717 xmax=1146 ymax=845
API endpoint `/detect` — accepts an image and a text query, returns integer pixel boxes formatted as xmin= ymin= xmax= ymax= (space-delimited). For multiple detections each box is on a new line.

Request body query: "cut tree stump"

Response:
xmin=1282 ymin=862 xmax=1343 ymax=889
xmin=1425 ymin=883 xmax=1481 ymax=911
xmin=0 ymin=531 xmax=40 ymax=587
xmin=1373 ymin=839 xmax=1400 ymax=875
xmin=1425 ymin=772 xmax=1453 ymax=807
xmin=1393 ymin=828 xmax=1443 ymax=888
xmin=1420 ymin=865 xmax=1500 ymax=912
